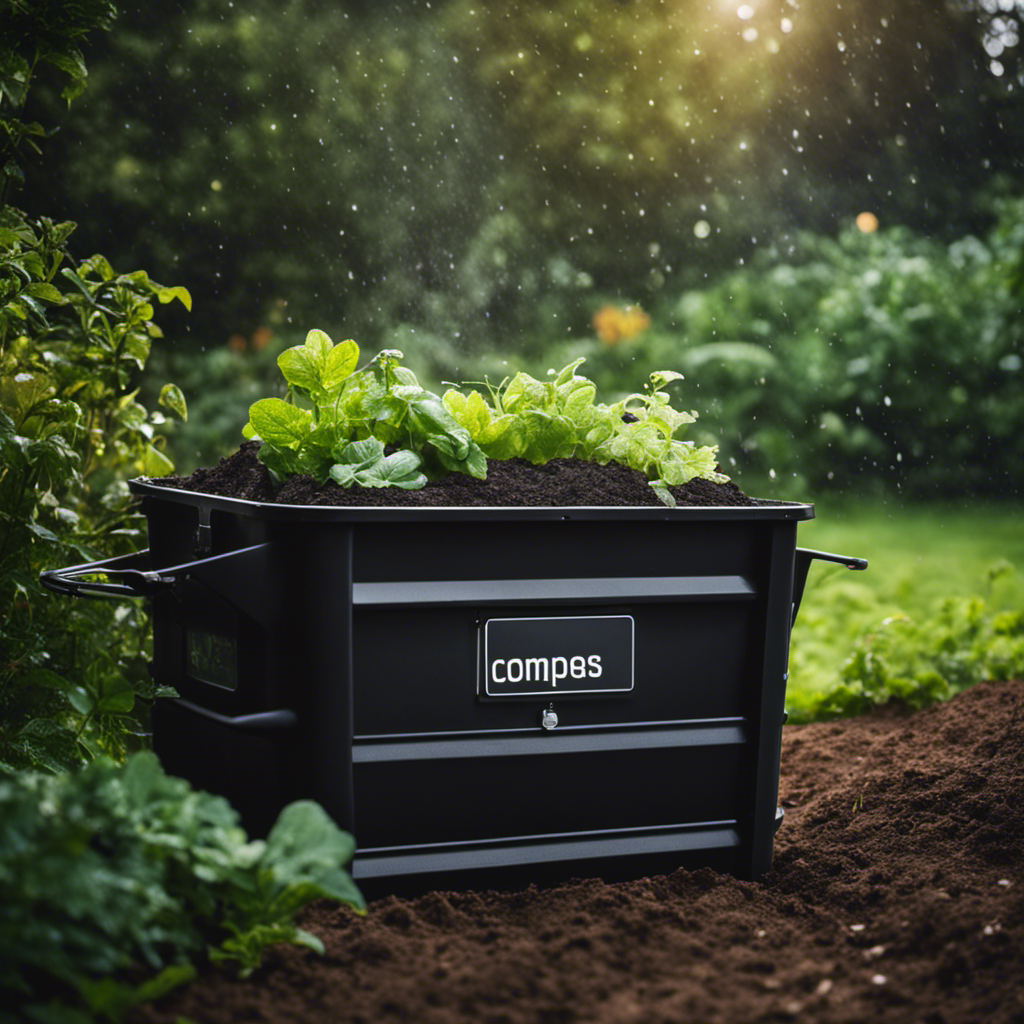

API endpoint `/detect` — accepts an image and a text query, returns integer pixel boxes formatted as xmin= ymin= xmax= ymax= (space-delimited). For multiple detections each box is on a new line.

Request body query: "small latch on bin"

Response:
xmin=195 ymin=507 xmax=212 ymax=556
xmin=541 ymin=706 xmax=559 ymax=730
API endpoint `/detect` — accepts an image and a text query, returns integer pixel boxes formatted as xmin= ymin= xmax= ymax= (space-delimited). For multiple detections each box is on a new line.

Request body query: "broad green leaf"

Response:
xmin=43 ymin=47 xmax=87 ymax=81
xmin=158 ymin=383 xmax=188 ymax=421
xmin=322 ymin=339 xmax=360 ymax=391
xmin=406 ymin=394 xmax=472 ymax=460
xmin=277 ymin=344 xmax=325 ymax=393
xmin=67 ymin=686 xmax=94 ymax=715
xmin=248 ymin=398 xmax=312 ymax=446
xmin=518 ymin=409 xmax=574 ymax=463
xmin=563 ymin=381 xmax=597 ymax=422
xmin=15 ymin=294 xmax=45 ymax=319
xmin=441 ymin=388 xmax=469 ymax=420
xmin=457 ymin=442 xmax=489 ymax=480
xmin=26 ymin=521 xmax=59 ymax=543
xmin=83 ymin=254 xmax=116 ymax=281
xmin=374 ymin=449 xmax=427 ymax=488
xmin=122 ymin=333 xmax=152 ymax=370
xmin=25 ymin=283 xmax=64 ymax=303
xmin=97 ymin=690 xmax=135 ymax=714
xmin=553 ymin=358 xmax=586 ymax=386
xmin=261 ymin=800 xmax=360 ymax=896
xmin=650 ymin=370 xmax=685 ymax=390
xmin=141 ymin=444 xmax=174 ymax=477
xmin=443 ymin=388 xmax=493 ymax=437
xmin=156 ymin=285 xmax=193 ymax=311
xmin=304 ymin=328 xmax=334 ymax=360
xmin=334 ymin=437 xmax=387 ymax=472
xmin=59 ymin=268 xmax=96 ymax=302
xmin=501 ymin=372 xmax=550 ymax=413
xmin=329 ymin=439 xmax=426 ymax=489
xmin=475 ymin=414 xmax=526 ymax=459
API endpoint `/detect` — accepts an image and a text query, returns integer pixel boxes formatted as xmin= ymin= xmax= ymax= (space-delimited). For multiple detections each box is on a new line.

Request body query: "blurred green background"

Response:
xmin=19 ymin=0 xmax=1023 ymax=495
xmin=12 ymin=0 xmax=1024 ymax=707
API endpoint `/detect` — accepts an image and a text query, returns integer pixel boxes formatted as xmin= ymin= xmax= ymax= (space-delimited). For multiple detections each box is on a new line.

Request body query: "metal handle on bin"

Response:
xmin=39 ymin=550 xmax=171 ymax=598
xmin=40 ymin=544 xmax=269 ymax=602
xmin=169 ymin=698 xmax=298 ymax=733
xmin=792 ymin=547 xmax=868 ymax=625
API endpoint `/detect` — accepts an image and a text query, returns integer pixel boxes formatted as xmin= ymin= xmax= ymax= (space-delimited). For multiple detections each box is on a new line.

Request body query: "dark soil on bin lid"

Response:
xmin=131 ymin=679 xmax=1024 ymax=1024
xmin=157 ymin=440 xmax=764 ymax=506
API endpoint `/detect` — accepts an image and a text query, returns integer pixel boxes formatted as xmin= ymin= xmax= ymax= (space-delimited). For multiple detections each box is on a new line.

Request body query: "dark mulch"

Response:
xmin=154 ymin=441 xmax=764 ymax=507
xmin=133 ymin=679 xmax=1024 ymax=1024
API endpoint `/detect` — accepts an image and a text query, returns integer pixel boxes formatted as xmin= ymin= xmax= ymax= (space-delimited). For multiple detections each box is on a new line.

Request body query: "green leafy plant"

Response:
xmin=443 ymin=359 xmax=725 ymax=504
xmin=1 ymin=0 xmax=189 ymax=771
xmin=791 ymin=561 xmax=1024 ymax=721
xmin=244 ymin=331 xmax=487 ymax=485
xmin=245 ymin=329 xmax=725 ymax=506
xmin=0 ymin=752 xmax=364 ymax=1024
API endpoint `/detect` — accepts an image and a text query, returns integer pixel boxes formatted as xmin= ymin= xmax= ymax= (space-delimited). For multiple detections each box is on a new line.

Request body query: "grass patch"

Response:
xmin=788 ymin=498 xmax=1024 ymax=718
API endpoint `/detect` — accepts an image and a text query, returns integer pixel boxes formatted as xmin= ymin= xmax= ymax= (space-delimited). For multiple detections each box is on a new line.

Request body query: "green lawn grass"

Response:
xmin=787 ymin=498 xmax=1024 ymax=715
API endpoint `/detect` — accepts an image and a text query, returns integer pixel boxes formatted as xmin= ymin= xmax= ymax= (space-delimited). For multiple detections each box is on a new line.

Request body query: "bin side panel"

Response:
xmin=153 ymin=699 xmax=298 ymax=838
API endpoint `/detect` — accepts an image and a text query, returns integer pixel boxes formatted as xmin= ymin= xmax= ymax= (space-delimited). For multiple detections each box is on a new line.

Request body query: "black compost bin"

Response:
xmin=41 ymin=483 xmax=865 ymax=894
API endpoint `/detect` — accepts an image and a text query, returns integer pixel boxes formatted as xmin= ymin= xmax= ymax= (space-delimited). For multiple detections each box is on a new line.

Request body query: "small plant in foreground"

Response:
xmin=244 ymin=329 xmax=724 ymax=505
xmin=0 ymin=752 xmax=364 ymax=1023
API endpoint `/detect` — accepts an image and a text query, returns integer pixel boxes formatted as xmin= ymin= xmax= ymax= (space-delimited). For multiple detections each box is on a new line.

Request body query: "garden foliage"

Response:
xmin=789 ymin=561 xmax=1024 ymax=721
xmin=555 ymin=206 xmax=1024 ymax=497
xmin=0 ymin=752 xmax=364 ymax=1023
xmin=21 ymin=0 xmax=1022 ymax=365
xmin=1 ymin=0 xmax=189 ymax=771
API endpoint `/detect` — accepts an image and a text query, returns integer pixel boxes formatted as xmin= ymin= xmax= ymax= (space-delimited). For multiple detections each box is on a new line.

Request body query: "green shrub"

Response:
xmin=538 ymin=202 xmax=1024 ymax=498
xmin=0 ymin=752 xmax=364 ymax=1024
xmin=790 ymin=561 xmax=1024 ymax=721
xmin=1 ymin=0 xmax=189 ymax=770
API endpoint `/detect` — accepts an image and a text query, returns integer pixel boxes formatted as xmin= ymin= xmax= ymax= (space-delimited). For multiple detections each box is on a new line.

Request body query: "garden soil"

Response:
xmin=154 ymin=441 xmax=762 ymax=507
xmin=130 ymin=679 xmax=1024 ymax=1024
xmin=135 ymin=453 xmax=1024 ymax=1022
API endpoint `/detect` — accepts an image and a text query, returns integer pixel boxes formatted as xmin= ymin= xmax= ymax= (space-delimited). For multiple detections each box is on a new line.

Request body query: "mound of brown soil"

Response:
xmin=133 ymin=680 xmax=1024 ymax=1024
xmin=155 ymin=441 xmax=763 ymax=507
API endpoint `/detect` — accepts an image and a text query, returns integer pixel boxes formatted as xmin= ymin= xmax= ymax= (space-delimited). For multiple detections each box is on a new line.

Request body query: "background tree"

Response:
xmin=16 ymin=0 xmax=1023 ymax=489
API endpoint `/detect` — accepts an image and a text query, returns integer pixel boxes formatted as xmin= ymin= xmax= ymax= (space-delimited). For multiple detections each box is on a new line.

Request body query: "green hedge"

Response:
xmin=540 ymin=199 xmax=1024 ymax=498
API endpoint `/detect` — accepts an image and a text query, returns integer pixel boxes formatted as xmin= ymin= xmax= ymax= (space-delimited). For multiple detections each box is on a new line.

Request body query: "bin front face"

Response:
xmin=136 ymin=486 xmax=811 ymax=888
xmin=346 ymin=517 xmax=786 ymax=875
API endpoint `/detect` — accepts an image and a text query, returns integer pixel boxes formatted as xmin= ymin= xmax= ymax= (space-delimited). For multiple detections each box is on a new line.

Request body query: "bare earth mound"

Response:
xmin=133 ymin=679 xmax=1024 ymax=1024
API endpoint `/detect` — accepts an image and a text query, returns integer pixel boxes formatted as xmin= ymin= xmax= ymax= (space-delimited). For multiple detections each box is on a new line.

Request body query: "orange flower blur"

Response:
xmin=856 ymin=211 xmax=879 ymax=234
xmin=592 ymin=304 xmax=651 ymax=345
xmin=227 ymin=327 xmax=274 ymax=353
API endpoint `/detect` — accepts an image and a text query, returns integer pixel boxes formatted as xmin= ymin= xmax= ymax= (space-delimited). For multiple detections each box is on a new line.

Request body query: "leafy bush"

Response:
xmin=790 ymin=561 xmax=1024 ymax=721
xmin=141 ymin=327 xmax=295 ymax=474
xmin=539 ymin=201 xmax=1024 ymax=497
xmin=1 ymin=0 xmax=189 ymax=770
xmin=23 ymin=0 xmax=1022 ymax=361
xmin=0 ymin=752 xmax=364 ymax=1023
